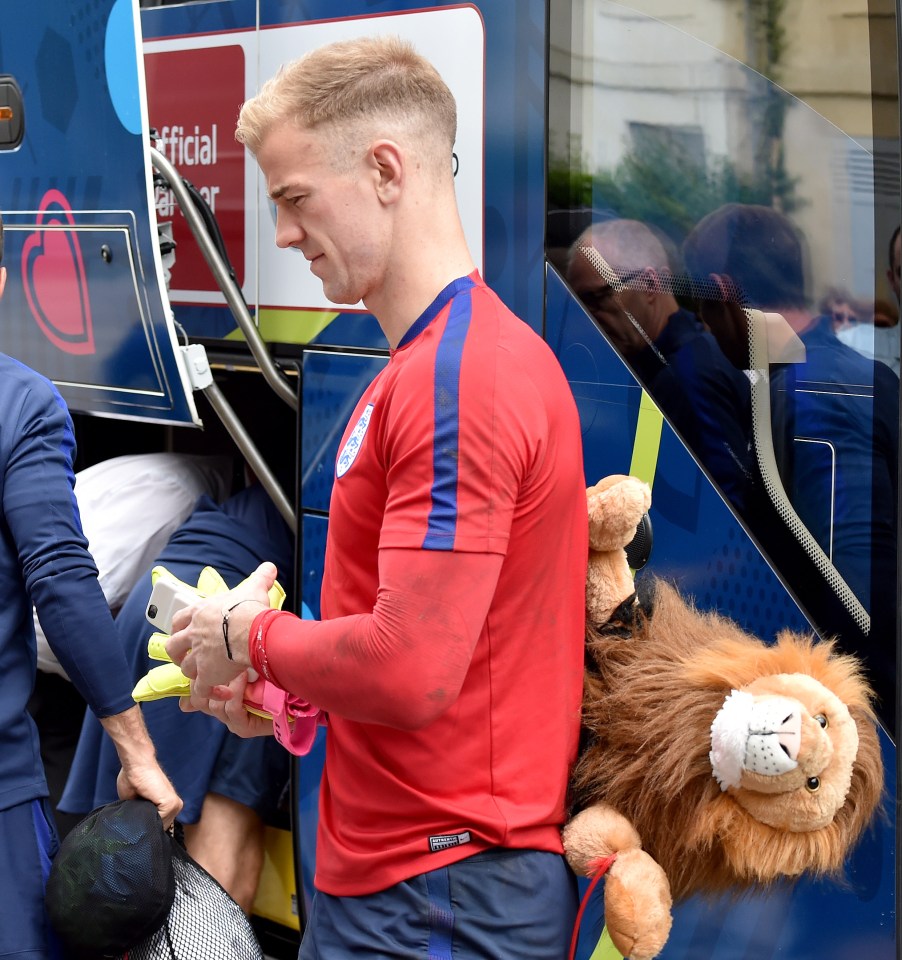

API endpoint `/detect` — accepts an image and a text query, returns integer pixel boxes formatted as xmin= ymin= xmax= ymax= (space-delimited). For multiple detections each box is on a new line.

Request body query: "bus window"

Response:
xmin=548 ymin=0 xmax=899 ymax=728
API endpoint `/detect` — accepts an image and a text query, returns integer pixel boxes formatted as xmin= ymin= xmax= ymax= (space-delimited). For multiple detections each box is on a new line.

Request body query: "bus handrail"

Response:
xmin=150 ymin=146 xmax=298 ymax=412
xmin=179 ymin=344 xmax=297 ymax=535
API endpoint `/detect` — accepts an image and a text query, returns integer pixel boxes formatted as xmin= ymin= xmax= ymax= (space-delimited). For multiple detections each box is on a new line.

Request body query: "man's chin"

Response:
xmin=322 ymin=286 xmax=363 ymax=310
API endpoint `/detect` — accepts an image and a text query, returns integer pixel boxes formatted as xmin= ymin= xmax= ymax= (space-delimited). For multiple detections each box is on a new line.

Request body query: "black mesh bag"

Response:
xmin=125 ymin=839 xmax=264 ymax=960
xmin=45 ymin=798 xmax=263 ymax=960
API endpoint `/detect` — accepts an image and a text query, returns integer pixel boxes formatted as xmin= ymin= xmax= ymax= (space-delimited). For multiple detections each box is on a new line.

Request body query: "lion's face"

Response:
xmin=710 ymin=673 xmax=860 ymax=833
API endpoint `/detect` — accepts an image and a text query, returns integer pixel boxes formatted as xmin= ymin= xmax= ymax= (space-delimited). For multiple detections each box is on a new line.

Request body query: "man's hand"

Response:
xmin=179 ymin=671 xmax=275 ymax=739
xmin=116 ymin=760 xmax=182 ymax=830
xmin=165 ymin=561 xmax=276 ymax=699
xmin=100 ymin=705 xmax=182 ymax=829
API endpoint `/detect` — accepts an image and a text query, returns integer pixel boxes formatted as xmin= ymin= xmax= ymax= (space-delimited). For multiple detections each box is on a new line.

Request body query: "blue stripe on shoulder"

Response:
xmin=398 ymin=275 xmax=476 ymax=349
xmin=422 ymin=288 xmax=473 ymax=550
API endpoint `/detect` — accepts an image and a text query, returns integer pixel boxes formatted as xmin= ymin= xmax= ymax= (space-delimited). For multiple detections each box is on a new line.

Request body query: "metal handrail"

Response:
xmin=150 ymin=146 xmax=297 ymax=411
xmin=152 ymin=147 xmax=298 ymax=533
xmin=202 ymin=377 xmax=297 ymax=535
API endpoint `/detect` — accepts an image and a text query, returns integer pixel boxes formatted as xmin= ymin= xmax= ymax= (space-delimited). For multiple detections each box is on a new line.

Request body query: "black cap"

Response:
xmin=45 ymin=799 xmax=175 ymax=958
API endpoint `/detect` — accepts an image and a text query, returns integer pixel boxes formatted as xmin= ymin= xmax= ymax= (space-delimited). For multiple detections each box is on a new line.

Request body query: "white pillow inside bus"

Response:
xmin=34 ymin=452 xmax=232 ymax=679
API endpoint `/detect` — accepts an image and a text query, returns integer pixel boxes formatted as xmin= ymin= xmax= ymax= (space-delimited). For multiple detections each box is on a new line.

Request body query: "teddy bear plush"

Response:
xmin=584 ymin=474 xmax=652 ymax=625
xmin=563 ymin=475 xmax=885 ymax=960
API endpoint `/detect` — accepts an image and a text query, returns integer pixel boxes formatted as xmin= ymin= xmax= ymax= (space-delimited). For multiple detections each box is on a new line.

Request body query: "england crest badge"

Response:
xmin=336 ymin=403 xmax=374 ymax=478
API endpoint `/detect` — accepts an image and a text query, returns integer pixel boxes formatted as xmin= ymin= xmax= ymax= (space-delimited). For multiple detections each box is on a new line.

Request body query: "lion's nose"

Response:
xmin=745 ymin=697 xmax=802 ymax=775
xmin=711 ymin=691 xmax=805 ymax=789
xmin=774 ymin=718 xmax=802 ymax=763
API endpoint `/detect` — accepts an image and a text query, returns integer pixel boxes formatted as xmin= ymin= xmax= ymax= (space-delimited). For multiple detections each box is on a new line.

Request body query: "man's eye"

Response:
xmin=582 ymin=288 xmax=614 ymax=310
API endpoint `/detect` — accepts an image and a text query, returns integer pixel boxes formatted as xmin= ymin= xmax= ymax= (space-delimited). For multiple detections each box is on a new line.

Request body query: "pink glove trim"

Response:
xmin=243 ymin=676 xmax=322 ymax=756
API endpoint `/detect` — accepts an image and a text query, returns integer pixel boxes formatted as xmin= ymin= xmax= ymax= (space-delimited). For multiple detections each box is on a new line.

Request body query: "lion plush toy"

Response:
xmin=563 ymin=475 xmax=885 ymax=960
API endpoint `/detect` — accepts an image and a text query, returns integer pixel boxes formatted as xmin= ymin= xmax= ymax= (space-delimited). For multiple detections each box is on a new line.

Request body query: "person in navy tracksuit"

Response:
xmin=0 ymin=213 xmax=181 ymax=960
xmin=683 ymin=202 xmax=899 ymax=726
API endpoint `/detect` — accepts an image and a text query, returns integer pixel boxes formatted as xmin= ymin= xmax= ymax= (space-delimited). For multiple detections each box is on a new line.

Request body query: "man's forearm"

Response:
xmin=256 ymin=549 xmax=503 ymax=728
xmin=99 ymin=704 xmax=158 ymax=767
xmin=99 ymin=704 xmax=183 ymax=826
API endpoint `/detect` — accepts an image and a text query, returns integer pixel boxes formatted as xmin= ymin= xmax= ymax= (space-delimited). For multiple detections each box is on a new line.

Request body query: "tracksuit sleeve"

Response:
xmin=4 ymin=379 xmax=135 ymax=717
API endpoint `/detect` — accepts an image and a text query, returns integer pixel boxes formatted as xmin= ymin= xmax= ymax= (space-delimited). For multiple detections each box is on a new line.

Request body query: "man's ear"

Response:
xmin=637 ymin=266 xmax=660 ymax=303
xmin=0 ymin=266 xmax=6 ymax=301
xmin=368 ymin=140 xmax=404 ymax=205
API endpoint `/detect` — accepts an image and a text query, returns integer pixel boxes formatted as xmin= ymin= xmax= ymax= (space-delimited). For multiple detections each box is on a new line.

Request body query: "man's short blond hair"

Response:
xmin=237 ymin=35 xmax=457 ymax=176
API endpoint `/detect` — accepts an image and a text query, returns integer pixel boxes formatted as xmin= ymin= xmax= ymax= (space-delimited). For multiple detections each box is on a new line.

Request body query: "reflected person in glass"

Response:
xmin=566 ymin=217 xmax=755 ymax=513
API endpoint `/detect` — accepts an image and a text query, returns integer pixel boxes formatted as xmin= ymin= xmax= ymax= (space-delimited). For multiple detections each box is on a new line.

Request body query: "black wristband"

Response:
xmin=221 ymin=599 xmax=255 ymax=661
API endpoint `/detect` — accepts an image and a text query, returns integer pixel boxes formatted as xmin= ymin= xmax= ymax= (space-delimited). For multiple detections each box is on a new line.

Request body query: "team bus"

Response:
xmin=0 ymin=1 xmax=897 ymax=957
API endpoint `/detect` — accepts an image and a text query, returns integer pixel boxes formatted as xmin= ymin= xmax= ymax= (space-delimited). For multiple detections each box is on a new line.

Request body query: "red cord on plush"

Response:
xmin=568 ymin=853 xmax=618 ymax=960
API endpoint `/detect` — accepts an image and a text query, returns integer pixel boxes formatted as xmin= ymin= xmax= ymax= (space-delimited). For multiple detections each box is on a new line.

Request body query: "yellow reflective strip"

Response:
xmin=253 ymin=826 xmax=301 ymax=930
xmin=588 ymin=925 xmax=625 ymax=960
xmin=628 ymin=390 xmax=663 ymax=489
xmin=231 ymin=308 xmax=340 ymax=345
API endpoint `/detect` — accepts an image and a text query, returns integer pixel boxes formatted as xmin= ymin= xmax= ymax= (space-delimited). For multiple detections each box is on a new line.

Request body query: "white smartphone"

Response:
xmin=145 ymin=579 xmax=196 ymax=634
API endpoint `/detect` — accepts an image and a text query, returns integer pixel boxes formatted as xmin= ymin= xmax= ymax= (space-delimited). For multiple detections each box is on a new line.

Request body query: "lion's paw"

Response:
xmin=604 ymin=848 xmax=673 ymax=960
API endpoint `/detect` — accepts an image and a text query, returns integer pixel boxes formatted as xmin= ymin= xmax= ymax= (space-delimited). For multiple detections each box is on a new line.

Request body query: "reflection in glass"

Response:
xmin=549 ymin=0 xmax=899 ymax=723
xmin=565 ymin=218 xmax=756 ymax=514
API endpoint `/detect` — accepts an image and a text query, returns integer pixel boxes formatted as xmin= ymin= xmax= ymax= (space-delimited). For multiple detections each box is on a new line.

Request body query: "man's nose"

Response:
xmin=274 ymin=210 xmax=304 ymax=249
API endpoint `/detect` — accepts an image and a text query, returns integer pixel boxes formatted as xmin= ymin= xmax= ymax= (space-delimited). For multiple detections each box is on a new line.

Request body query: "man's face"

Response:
xmin=567 ymin=250 xmax=651 ymax=355
xmin=256 ymin=122 xmax=390 ymax=307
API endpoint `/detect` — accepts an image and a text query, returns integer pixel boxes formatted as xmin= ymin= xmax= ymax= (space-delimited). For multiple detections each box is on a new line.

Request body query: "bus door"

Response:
xmin=547 ymin=2 xmax=897 ymax=957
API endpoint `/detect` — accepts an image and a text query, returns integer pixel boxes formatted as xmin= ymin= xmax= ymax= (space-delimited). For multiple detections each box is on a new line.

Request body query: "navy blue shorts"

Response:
xmin=299 ymin=848 xmax=578 ymax=960
xmin=207 ymin=732 xmax=290 ymax=822
xmin=0 ymin=798 xmax=66 ymax=960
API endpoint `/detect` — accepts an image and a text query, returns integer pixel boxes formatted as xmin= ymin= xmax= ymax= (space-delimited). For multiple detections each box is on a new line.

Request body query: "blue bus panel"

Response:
xmin=0 ymin=0 xmax=198 ymax=424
